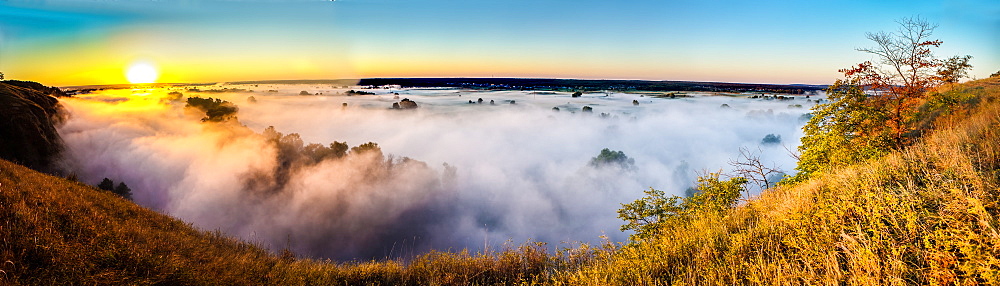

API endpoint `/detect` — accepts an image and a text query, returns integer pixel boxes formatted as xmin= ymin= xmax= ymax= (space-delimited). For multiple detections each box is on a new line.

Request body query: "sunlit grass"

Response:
xmin=560 ymin=77 xmax=1000 ymax=285
xmin=0 ymin=161 xmax=596 ymax=284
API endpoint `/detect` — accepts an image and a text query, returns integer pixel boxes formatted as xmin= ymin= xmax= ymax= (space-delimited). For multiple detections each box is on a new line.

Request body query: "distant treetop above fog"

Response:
xmin=590 ymin=148 xmax=635 ymax=170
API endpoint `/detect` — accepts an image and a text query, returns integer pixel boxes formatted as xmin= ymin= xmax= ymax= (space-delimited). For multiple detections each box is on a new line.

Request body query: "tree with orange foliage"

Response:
xmin=793 ymin=17 xmax=973 ymax=180
xmin=840 ymin=17 xmax=972 ymax=145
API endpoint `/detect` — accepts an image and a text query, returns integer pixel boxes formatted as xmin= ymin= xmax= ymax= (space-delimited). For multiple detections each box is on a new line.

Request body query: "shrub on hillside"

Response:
xmin=97 ymin=177 xmax=132 ymax=200
xmin=618 ymin=172 xmax=746 ymax=239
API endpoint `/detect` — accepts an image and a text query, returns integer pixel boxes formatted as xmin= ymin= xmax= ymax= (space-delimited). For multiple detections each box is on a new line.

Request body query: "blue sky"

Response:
xmin=1 ymin=0 xmax=997 ymax=85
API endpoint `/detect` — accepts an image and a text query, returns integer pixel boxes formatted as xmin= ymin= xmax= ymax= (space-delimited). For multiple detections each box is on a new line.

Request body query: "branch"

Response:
xmin=728 ymin=147 xmax=783 ymax=195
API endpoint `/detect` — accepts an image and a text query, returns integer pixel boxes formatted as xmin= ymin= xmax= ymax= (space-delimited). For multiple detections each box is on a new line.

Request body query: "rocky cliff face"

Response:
xmin=0 ymin=81 xmax=66 ymax=172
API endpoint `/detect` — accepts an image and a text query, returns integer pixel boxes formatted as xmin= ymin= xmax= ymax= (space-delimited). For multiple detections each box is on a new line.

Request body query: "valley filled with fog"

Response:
xmin=55 ymin=84 xmax=817 ymax=260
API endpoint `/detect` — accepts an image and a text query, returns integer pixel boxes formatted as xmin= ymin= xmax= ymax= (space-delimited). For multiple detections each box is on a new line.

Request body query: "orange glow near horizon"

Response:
xmin=5 ymin=26 xmax=838 ymax=86
xmin=8 ymin=48 xmax=839 ymax=87
xmin=3 ymin=1 xmax=997 ymax=87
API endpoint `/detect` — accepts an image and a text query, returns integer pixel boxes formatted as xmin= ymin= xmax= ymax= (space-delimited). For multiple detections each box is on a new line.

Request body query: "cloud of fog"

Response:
xmin=56 ymin=85 xmax=815 ymax=260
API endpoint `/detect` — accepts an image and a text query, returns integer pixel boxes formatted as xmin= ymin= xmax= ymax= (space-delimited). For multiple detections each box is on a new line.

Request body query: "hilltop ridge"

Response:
xmin=0 ymin=81 xmax=66 ymax=172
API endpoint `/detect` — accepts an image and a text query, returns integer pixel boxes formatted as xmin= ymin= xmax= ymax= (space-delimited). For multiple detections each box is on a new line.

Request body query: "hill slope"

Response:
xmin=0 ymin=158 xmax=297 ymax=284
xmin=0 ymin=158 xmax=564 ymax=285
xmin=562 ymin=76 xmax=1000 ymax=285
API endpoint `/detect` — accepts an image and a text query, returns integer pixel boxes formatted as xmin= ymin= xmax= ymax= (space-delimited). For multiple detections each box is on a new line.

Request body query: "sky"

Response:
xmin=0 ymin=0 xmax=997 ymax=86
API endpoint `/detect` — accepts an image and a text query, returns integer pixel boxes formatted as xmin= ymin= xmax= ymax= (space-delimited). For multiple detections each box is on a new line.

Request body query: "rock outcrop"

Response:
xmin=0 ymin=81 xmax=66 ymax=172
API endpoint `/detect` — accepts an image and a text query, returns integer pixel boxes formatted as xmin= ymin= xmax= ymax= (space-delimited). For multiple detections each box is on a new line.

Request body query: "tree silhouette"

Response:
xmin=329 ymin=141 xmax=349 ymax=158
xmin=760 ymin=134 xmax=781 ymax=145
xmin=186 ymin=97 xmax=238 ymax=122
xmin=98 ymin=178 xmax=115 ymax=191
xmin=113 ymin=182 xmax=133 ymax=200
xmin=350 ymin=142 xmax=381 ymax=156
xmin=97 ymin=178 xmax=133 ymax=200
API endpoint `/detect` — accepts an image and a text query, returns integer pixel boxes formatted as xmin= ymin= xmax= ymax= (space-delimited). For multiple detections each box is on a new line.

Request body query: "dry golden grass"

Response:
xmin=560 ymin=76 xmax=1000 ymax=285
xmin=0 ymin=159 xmax=584 ymax=285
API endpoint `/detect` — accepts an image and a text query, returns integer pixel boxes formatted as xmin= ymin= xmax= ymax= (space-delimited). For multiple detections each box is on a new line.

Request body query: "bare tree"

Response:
xmin=842 ymin=17 xmax=973 ymax=145
xmin=729 ymin=147 xmax=783 ymax=197
xmin=853 ymin=17 xmax=941 ymax=97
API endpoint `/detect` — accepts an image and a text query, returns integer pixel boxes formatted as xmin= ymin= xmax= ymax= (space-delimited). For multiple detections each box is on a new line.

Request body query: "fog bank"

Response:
xmin=57 ymin=85 xmax=815 ymax=260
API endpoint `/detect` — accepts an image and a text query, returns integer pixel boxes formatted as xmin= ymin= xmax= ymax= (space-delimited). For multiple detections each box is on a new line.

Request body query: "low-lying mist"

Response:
xmin=56 ymin=85 xmax=815 ymax=260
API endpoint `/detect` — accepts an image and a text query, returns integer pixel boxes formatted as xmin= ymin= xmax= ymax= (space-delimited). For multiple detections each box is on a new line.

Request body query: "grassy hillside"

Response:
xmin=0 ymin=158 xmax=573 ymax=285
xmin=1 ymin=158 xmax=290 ymax=285
xmin=561 ymin=76 xmax=1000 ymax=285
xmin=2 ymin=76 xmax=999 ymax=285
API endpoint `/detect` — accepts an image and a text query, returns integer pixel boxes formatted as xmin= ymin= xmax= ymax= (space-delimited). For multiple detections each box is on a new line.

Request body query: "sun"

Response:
xmin=126 ymin=61 xmax=159 ymax=84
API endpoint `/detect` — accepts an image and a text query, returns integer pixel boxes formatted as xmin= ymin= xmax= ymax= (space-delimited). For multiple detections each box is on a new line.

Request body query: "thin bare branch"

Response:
xmin=728 ymin=147 xmax=783 ymax=197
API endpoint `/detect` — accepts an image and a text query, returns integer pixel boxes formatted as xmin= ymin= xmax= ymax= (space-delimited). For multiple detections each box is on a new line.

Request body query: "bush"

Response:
xmin=97 ymin=178 xmax=114 ymax=191
xmin=589 ymin=148 xmax=634 ymax=169
xmin=793 ymin=81 xmax=893 ymax=180
xmin=760 ymin=134 xmax=781 ymax=145
xmin=113 ymin=182 xmax=132 ymax=200
xmin=96 ymin=178 xmax=132 ymax=200
xmin=618 ymin=172 xmax=745 ymax=240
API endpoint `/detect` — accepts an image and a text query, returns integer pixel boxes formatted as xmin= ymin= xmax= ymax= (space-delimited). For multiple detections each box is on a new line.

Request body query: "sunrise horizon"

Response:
xmin=53 ymin=76 xmax=835 ymax=90
xmin=3 ymin=0 xmax=997 ymax=87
